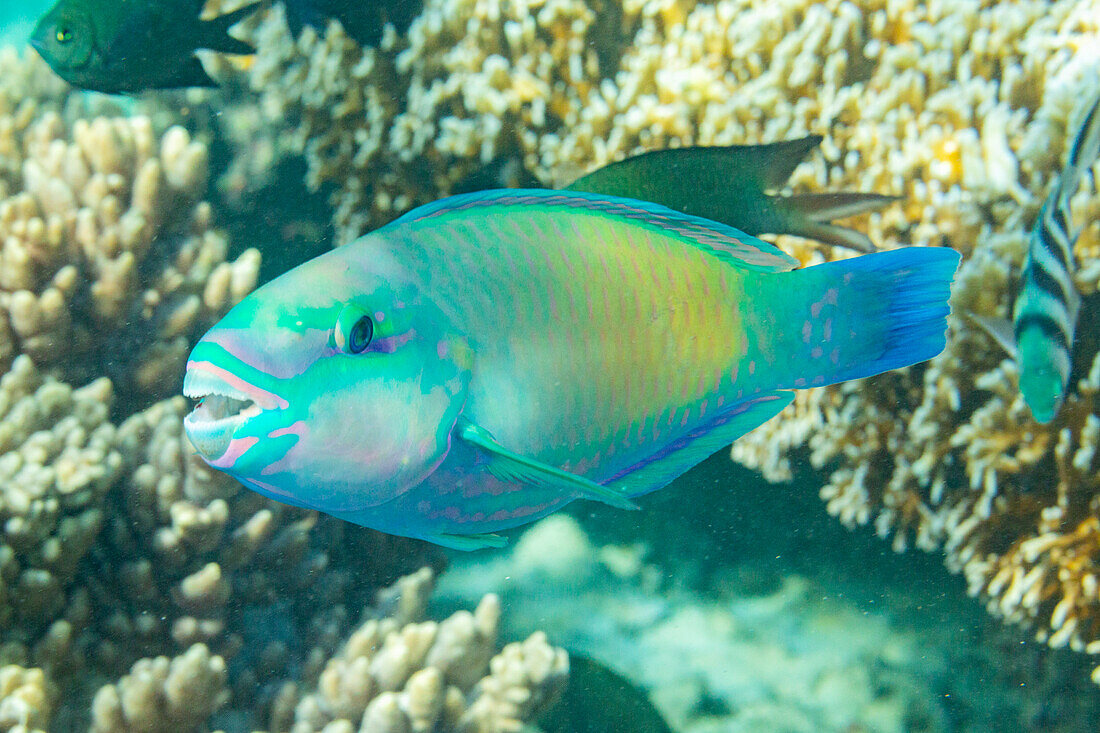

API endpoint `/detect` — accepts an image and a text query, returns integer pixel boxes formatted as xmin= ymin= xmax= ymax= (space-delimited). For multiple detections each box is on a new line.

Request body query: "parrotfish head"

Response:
xmin=183 ymin=241 xmax=472 ymax=512
xmin=31 ymin=3 xmax=98 ymax=79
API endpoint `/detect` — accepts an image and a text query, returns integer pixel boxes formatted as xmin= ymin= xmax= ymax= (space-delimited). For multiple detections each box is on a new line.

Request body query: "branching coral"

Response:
xmin=0 ymin=664 xmax=55 ymax=733
xmin=0 ymin=109 xmax=260 ymax=405
xmin=89 ymin=643 xmax=229 ymax=733
xmin=287 ymin=569 xmax=568 ymax=733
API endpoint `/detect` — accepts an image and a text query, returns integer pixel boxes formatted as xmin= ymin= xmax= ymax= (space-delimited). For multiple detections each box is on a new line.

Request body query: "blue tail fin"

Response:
xmin=770 ymin=247 xmax=960 ymax=389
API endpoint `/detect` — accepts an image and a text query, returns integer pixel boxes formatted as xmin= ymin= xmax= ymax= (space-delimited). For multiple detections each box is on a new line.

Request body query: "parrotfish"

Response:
xmin=972 ymin=92 xmax=1100 ymax=423
xmin=31 ymin=0 xmax=258 ymax=93
xmin=183 ymin=189 xmax=958 ymax=549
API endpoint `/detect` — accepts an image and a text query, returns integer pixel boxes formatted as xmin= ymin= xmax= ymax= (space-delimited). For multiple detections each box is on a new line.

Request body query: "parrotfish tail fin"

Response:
xmin=199 ymin=2 xmax=262 ymax=55
xmin=768 ymin=247 xmax=960 ymax=389
xmin=768 ymin=192 xmax=900 ymax=253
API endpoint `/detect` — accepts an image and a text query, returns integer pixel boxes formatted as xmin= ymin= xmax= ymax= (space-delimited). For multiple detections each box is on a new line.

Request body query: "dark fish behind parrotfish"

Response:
xmin=31 ymin=0 xmax=258 ymax=93
xmin=282 ymin=0 xmax=421 ymax=46
xmin=567 ymin=136 xmax=898 ymax=253
xmin=455 ymin=136 xmax=897 ymax=253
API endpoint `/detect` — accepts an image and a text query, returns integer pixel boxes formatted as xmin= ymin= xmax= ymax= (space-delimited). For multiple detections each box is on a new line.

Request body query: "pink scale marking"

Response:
xmin=211 ymin=436 xmax=259 ymax=469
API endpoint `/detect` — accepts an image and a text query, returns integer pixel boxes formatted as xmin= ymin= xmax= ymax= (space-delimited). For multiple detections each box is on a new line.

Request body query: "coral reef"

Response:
xmin=0 ymin=47 xmax=560 ymax=732
xmin=288 ymin=572 xmax=568 ymax=733
xmin=0 ymin=664 xmax=54 ymax=733
xmin=222 ymin=0 xmax=1100 ymax=688
xmin=0 ymin=104 xmax=260 ymax=404
xmin=89 ymin=643 xmax=229 ymax=733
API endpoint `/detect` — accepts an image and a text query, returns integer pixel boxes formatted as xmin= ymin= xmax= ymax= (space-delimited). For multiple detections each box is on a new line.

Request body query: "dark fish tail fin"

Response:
xmin=769 ymin=192 xmax=900 ymax=253
xmin=770 ymin=247 xmax=960 ymax=389
xmin=199 ymin=2 xmax=262 ymax=55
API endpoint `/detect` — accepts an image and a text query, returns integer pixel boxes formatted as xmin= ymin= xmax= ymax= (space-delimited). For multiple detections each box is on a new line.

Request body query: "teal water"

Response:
xmin=0 ymin=0 xmax=52 ymax=46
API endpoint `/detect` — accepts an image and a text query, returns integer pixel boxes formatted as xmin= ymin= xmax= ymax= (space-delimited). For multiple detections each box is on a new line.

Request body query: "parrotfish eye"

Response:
xmin=55 ymin=26 xmax=73 ymax=44
xmin=334 ymin=304 xmax=374 ymax=354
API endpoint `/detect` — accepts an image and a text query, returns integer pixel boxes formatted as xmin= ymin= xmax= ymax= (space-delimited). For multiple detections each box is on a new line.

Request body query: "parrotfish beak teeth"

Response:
xmin=182 ymin=365 xmax=272 ymax=461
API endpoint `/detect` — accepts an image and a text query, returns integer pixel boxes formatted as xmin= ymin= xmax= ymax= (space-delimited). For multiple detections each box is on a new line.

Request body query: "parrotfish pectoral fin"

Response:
xmin=605 ymin=392 xmax=795 ymax=498
xmin=458 ymin=421 xmax=639 ymax=510
xmin=965 ymin=312 xmax=1019 ymax=358
xmin=426 ymin=531 xmax=509 ymax=551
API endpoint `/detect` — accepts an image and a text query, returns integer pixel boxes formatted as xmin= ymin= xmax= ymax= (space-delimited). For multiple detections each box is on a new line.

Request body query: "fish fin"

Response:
xmin=458 ymin=421 xmax=639 ymax=510
xmin=965 ymin=312 xmax=1018 ymax=358
xmin=770 ymin=191 xmax=897 ymax=250
xmin=769 ymin=192 xmax=899 ymax=253
xmin=393 ymin=189 xmax=800 ymax=273
xmin=425 ymin=531 xmax=509 ymax=551
xmin=782 ymin=192 xmax=900 ymax=223
xmin=161 ymin=56 xmax=219 ymax=88
xmin=199 ymin=2 xmax=261 ymax=55
xmin=743 ymin=135 xmax=824 ymax=189
xmin=605 ymin=392 xmax=795 ymax=498
xmin=774 ymin=247 xmax=959 ymax=386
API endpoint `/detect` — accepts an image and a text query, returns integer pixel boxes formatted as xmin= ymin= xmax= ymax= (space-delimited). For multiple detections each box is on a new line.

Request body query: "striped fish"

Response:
xmin=182 ymin=189 xmax=958 ymax=549
xmin=978 ymin=92 xmax=1100 ymax=423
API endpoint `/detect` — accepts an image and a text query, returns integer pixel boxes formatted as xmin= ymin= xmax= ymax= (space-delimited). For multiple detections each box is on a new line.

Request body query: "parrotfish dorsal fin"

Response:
xmin=390 ymin=189 xmax=800 ymax=273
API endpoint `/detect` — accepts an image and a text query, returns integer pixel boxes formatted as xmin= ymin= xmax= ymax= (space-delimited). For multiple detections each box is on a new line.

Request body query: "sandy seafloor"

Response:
xmin=435 ymin=451 xmax=1100 ymax=732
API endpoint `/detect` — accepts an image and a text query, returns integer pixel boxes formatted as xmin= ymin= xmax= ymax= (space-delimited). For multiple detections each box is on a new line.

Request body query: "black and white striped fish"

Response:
xmin=976 ymin=91 xmax=1100 ymax=423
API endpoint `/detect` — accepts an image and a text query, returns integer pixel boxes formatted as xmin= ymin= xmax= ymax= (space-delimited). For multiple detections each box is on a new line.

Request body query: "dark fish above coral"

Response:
xmin=31 ymin=0 xmax=259 ymax=93
xmin=282 ymin=0 xmax=422 ymax=46
xmin=567 ymin=136 xmax=897 ymax=253
xmin=455 ymin=137 xmax=897 ymax=252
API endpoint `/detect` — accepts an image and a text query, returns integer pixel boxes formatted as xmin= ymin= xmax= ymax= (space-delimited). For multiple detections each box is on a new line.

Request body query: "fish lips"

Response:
xmin=182 ymin=365 xmax=276 ymax=462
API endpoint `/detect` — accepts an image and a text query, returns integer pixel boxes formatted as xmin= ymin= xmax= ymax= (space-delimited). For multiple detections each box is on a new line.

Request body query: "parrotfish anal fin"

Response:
xmin=607 ymin=391 xmax=795 ymax=498
xmin=390 ymin=189 xmax=799 ymax=273
xmin=426 ymin=531 xmax=509 ymax=551
xmin=458 ymin=421 xmax=639 ymax=510
xmin=966 ymin=312 xmax=1018 ymax=358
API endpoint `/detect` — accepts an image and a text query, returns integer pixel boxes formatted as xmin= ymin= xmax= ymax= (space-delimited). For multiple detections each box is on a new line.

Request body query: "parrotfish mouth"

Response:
xmin=182 ymin=363 xmax=280 ymax=460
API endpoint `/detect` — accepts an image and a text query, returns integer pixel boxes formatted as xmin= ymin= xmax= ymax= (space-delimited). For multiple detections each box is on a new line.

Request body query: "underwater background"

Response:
xmin=1 ymin=0 xmax=1100 ymax=731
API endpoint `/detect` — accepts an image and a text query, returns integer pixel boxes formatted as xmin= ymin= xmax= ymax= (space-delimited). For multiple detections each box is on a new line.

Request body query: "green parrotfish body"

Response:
xmin=183 ymin=189 xmax=959 ymax=549
xmin=31 ymin=0 xmax=258 ymax=93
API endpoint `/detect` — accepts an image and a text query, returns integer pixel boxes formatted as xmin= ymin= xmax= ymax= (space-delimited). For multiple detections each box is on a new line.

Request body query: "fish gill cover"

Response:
xmin=2 ymin=0 xmax=1100 ymax=730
